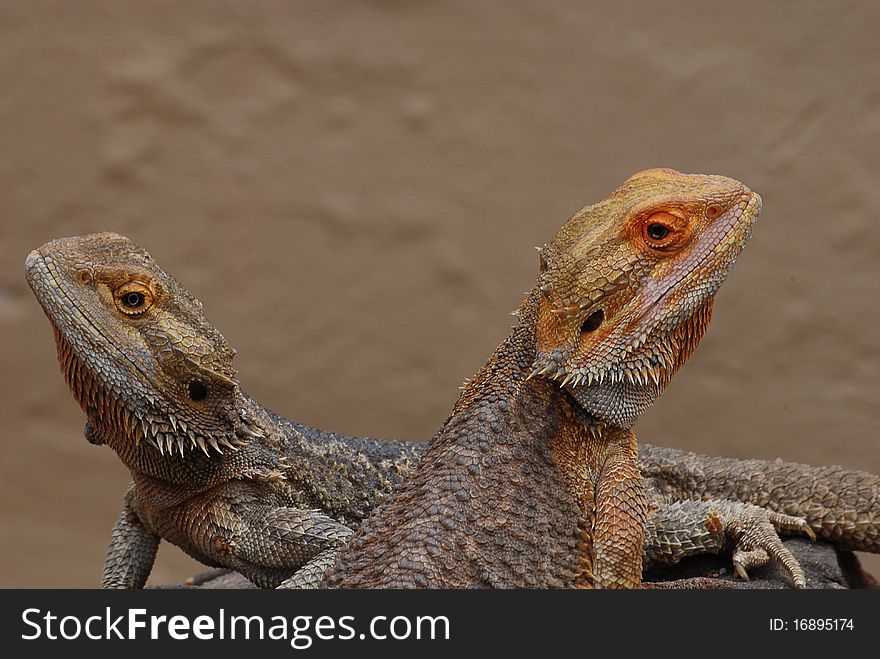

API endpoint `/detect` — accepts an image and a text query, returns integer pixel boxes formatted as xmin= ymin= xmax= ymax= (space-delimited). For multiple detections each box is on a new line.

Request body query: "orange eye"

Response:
xmin=706 ymin=204 xmax=722 ymax=219
xmin=642 ymin=212 xmax=677 ymax=249
xmin=77 ymin=270 xmax=92 ymax=284
xmin=114 ymin=282 xmax=154 ymax=315
xmin=638 ymin=210 xmax=690 ymax=252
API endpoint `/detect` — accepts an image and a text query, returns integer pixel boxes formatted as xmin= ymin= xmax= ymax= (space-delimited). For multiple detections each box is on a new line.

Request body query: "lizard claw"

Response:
xmin=732 ymin=547 xmax=766 ymax=581
xmin=766 ymin=511 xmax=816 ymax=542
xmin=725 ymin=505 xmax=811 ymax=588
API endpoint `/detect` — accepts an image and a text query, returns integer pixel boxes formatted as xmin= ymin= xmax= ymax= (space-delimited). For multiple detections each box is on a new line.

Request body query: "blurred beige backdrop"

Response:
xmin=1 ymin=1 xmax=878 ymax=587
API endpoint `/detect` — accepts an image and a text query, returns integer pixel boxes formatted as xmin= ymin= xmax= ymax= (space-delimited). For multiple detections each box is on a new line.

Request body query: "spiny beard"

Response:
xmin=53 ymin=327 xmax=261 ymax=457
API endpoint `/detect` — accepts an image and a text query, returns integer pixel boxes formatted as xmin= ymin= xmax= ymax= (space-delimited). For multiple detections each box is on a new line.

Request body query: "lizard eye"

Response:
xmin=77 ymin=270 xmax=92 ymax=284
xmin=646 ymin=223 xmax=669 ymax=241
xmin=123 ymin=292 xmax=145 ymax=308
xmin=114 ymin=283 xmax=154 ymax=315
xmin=706 ymin=204 xmax=722 ymax=219
xmin=640 ymin=211 xmax=683 ymax=250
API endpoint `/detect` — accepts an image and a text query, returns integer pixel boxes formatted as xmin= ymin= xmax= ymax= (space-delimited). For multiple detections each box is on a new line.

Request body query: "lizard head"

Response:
xmin=25 ymin=232 xmax=264 ymax=457
xmin=529 ymin=168 xmax=761 ymax=427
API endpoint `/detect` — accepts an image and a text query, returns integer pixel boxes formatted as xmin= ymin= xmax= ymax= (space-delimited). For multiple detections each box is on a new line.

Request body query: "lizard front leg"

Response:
xmin=639 ymin=444 xmax=880 ymax=554
xmin=196 ymin=502 xmax=353 ymax=589
xmin=553 ymin=425 xmax=648 ymax=588
xmin=235 ymin=506 xmax=353 ymax=588
xmin=644 ymin=498 xmax=815 ymax=587
xmin=590 ymin=433 xmax=649 ymax=588
xmin=101 ymin=487 xmax=160 ymax=589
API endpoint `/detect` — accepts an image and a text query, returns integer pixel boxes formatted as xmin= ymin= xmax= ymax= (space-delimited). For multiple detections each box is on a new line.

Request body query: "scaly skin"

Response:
xmin=26 ymin=234 xmax=419 ymax=588
xmin=641 ymin=445 xmax=880 ymax=560
xmin=325 ymin=169 xmax=819 ymax=588
xmin=26 ymin=179 xmax=879 ymax=587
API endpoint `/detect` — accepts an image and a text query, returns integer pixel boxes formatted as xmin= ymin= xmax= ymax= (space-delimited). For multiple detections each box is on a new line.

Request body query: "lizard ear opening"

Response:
xmin=188 ymin=380 xmax=208 ymax=401
xmin=581 ymin=309 xmax=604 ymax=334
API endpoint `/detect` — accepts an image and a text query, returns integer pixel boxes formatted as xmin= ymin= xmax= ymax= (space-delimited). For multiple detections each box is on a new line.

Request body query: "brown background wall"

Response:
xmin=1 ymin=1 xmax=878 ymax=587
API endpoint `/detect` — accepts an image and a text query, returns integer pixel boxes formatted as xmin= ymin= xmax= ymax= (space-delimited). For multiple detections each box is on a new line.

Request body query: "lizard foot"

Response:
xmin=723 ymin=504 xmax=815 ymax=588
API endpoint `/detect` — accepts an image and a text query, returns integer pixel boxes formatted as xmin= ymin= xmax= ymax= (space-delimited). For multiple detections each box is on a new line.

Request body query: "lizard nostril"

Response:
xmin=581 ymin=309 xmax=604 ymax=333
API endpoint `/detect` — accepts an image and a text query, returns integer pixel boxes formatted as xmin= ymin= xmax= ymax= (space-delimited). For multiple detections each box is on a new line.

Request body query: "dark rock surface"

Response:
xmin=164 ymin=539 xmax=877 ymax=589
xmin=645 ymin=539 xmax=878 ymax=589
